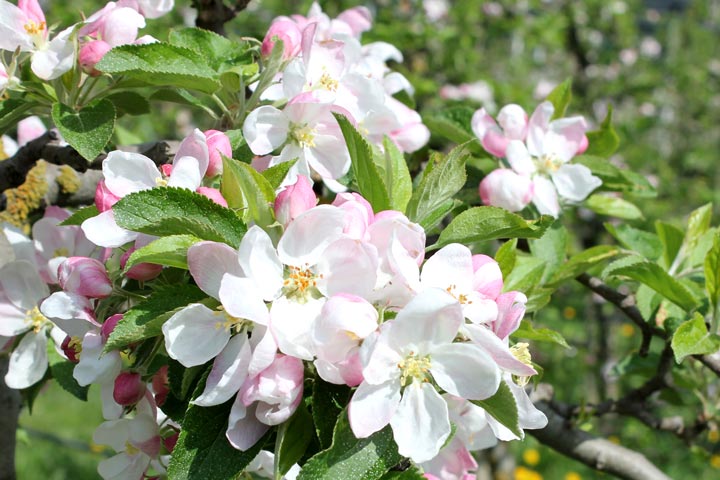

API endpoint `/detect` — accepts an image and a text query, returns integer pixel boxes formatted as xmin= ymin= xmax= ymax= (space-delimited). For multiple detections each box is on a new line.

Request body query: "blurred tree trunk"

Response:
xmin=193 ymin=0 xmax=252 ymax=35
xmin=0 ymin=356 xmax=20 ymax=480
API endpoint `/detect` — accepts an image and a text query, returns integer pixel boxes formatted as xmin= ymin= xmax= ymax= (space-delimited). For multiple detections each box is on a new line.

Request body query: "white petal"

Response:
xmin=420 ymin=243 xmax=473 ymax=293
xmin=390 ymin=382 xmax=450 ymax=463
xmin=316 ymin=239 xmax=378 ymax=298
xmin=237 ymin=226 xmax=283 ymax=300
xmin=187 ymin=241 xmax=243 ymax=299
xmin=506 ymin=140 xmax=536 ymax=176
xmin=5 ymin=331 xmax=48 ymax=389
xmin=40 ymin=292 xmax=97 ymax=337
xmin=162 ymin=304 xmax=230 ymax=367
xmin=31 ymin=26 xmax=75 ymax=81
xmin=430 ymin=343 xmax=501 ymax=400
xmin=74 ymin=332 xmax=122 ymax=386
xmin=97 ymin=453 xmax=150 ymax=480
xmin=226 ymin=399 xmax=269 ymax=451
xmin=269 ymin=297 xmax=322 ymax=360
xmin=103 ymin=151 xmax=161 ymax=197
xmin=552 ymin=164 xmax=602 ymax=202
xmin=526 ymin=101 xmax=554 ymax=157
xmin=0 ymin=260 xmax=48 ymax=312
xmin=0 ymin=291 xmax=28 ymax=336
xmin=390 ymin=289 xmax=462 ymax=350
xmin=175 ymin=129 xmax=209 ymax=176
xmin=101 ymin=381 xmax=123 ymax=420
xmin=531 ymin=176 xmax=560 ymax=217
xmin=167 ymin=156 xmax=202 ymax=190
xmin=82 ymin=210 xmax=137 ymax=248
xmin=509 ymin=380 xmax=548 ymax=431
xmin=219 ymin=274 xmax=270 ymax=326
xmin=0 ymin=2 xmax=33 ymax=51
xmin=277 ymin=205 xmax=345 ymax=266
xmin=349 ymin=379 xmax=401 ymax=438
xmin=465 ymin=324 xmax=537 ymax=377
xmin=243 ymin=106 xmax=289 ymax=155
xmin=193 ymin=334 xmax=251 ymax=406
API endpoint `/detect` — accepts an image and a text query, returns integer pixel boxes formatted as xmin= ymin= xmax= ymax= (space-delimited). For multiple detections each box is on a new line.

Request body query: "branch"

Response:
xmin=0 ymin=356 xmax=21 ymax=480
xmin=193 ymin=0 xmax=251 ymax=35
xmin=530 ymin=390 xmax=672 ymax=480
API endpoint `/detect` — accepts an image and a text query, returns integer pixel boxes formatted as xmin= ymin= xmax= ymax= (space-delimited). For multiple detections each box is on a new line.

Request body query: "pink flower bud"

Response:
xmin=120 ymin=247 xmax=163 ymax=281
xmin=79 ymin=40 xmax=111 ymax=76
xmin=160 ymin=164 xmax=173 ymax=176
xmin=577 ymin=134 xmax=589 ymax=154
xmin=163 ymin=431 xmax=179 ymax=453
xmin=61 ymin=335 xmax=81 ymax=363
xmin=101 ymin=314 xmax=123 ymax=343
xmin=152 ymin=365 xmax=169 ymax=406
xmin=261 ymin=20 xmax=302 ymax=59
xmin=94 ymin=180 xmax=121 ymax=213
xmin=58 ymin=257 xmax=112 ymax=298
xmin=274 ymin=175 xmax=317 ymax=227
xmin=113 ymin=372 xmax=147 ymax=406
xmin=204 ymin=130 xmax=231 ymax=177
xmin=196 ymin=187 xmax=228 ymax=207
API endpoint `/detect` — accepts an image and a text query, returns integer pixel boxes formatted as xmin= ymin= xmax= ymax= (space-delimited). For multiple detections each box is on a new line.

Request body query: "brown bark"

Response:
xmin=0 ymin=355 xmax=21 ymax=480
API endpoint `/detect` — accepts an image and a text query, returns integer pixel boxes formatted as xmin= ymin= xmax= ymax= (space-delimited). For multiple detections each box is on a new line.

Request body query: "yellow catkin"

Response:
xmin=522 ymin=448 xmax=541 ymax=466
xmin=56 ymin=164 xmax=80 ymax=194
xmin=0 ymin=160 xmax=48 ymax=232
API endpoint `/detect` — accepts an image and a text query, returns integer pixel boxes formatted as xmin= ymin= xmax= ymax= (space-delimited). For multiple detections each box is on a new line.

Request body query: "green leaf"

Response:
xmin=471 ymin=381 xmax=521 ymax=438
xmin=655 ymin=221 xmax=685 ymax=270
xmin=671 ymin=313 xmax=720 ymax=363
xmin=335 ymin=113 xmax=391 ymax=213
xmin=221 ymin=156 xmax=275 ymax=228
xmin=685 ymin=203 xmax=713 ymax=252
xmin=495 ymin=239 xmax=517 ymax=279
xmin=275 ymin=404 xmax=314 ymax=479
xmin=168 ymin=28 xmax=254 ymax=73
xmin=604 ymin=223 xmax=662 ymax=260
xmin=585 ymin=194 xmax=643 ymax=220
xmin=574 ymin=155 xmax=655 ymax=197
xmin=705 ymin=232 xmax=720 ymax=327
xmin=123 ymin=234 xmax=200 ymax=271
xmin=431 ymin=207 xmax=554 ymax=250
xmin=380 ymin=136 xmax=413 ymax=213
xmin=0 ymin=98 xmax=39 ymax=135
xmin=105 ymin=91 xmax=151 ymax=116
xmin=548 ymin=245 xmax=621 ymax=285
xmin=528 ymin=222 xmax=567 ymax=283
xmin=113 ymin=187 xmax=247 ymax=248
xmin=168 ymin=371 xmax=267 ymax=480
xmin=262 ymin=159 xmax=298 ymax=190
xmin=51 ymin=99 xmax=116 ymax=160
xmin=514 ymin=320 xmax=570 ymax=349
xmin=423 ymin=106 xmax=482 ymax=153
xmin=379 ymin=467 xmax=425 ymax=479
xmin=48 ymin=344 xmax=88 ymax=401
xmin=545 ymin=78 xmax=572 ymax=118
xmin=605 ymin=258 xmax=699 ymax=311
xmin=406 ymin=146 xmax=468 ymax=230
xmin=97 ymin=43 xmax=221 ymax=93
xmin=168 ymin=360 xmax=206 ymax=401
xmin=105 ymin=284 xmax=210 ymax=351
xmin=504 ymin=256 xmax=546 ymax=294
xmin=585 ymin=106 xmax=619 ymax=157
xmin=58 ymin=205 xmax=99 ymax=226
xmin=297 ymin=410 xmax=402 ymax=480
xmin=312 ymin=376 xmax=350 ymax=450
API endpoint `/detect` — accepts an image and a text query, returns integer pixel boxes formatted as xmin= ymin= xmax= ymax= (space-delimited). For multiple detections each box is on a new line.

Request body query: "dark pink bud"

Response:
xmin=204 ymin=130 xmax=231 ymax=177
xmin=94 ymin=180 xmax=121 ymax=213
xmin=152 ymin=365 xmax=169 ymax=406
xmin=58 ymin=257 xmax=112 ymax=298
xmin=61 ymin=335 xmax=82 ymax=363
xmin=113 ymin=372 xmax=147 ymax=406
xmin=79 ymin=40 xmax=111 ymax=76
xmin=101 ymin=314 xmax=123 ymax=343
xmin=160 ymin=164 xmax=173 ymax=176
xmin=577 ymin=134 xmax=589 ymax=154
xmin=163 ymin=431 xmax=179 ymax=453
xmin=120 ymin=248 xmax=163 ymax=281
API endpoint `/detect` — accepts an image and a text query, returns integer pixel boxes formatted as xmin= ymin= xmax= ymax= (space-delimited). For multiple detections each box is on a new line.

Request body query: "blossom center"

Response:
xmin=536 ymin=154 xmax=562 ymax=174
xmin=124 ymin=441 xmax=140 ymax=456
xmin=24 ymin=20 xmax=46 ymax=37
xmin=398 ymin=352 xmax=432 ymax=387
xmin=213 ymin=307 xmax=248 ymax=333
xmin=318 ymin=72 xmax=339 ymax=92
xmin=25 ymin=306 xmax=48 ymax=333
xmin=510 ymin=342 xmax=533 ymax=386
xmin=445 ymin=284 xmax=471 ymax=305
xmin=53 ymin=247 xmax=70 ymax=257
xmin=283 ymin=265 xmax=321 ymax=302
xmin=290 ymin=124 xmax=317 ymax=148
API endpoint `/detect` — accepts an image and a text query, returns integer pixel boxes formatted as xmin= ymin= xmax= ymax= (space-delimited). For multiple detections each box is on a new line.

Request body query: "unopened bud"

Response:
xmin=204 ymin=130 xmax=231 ymax=177
xmin=196 ymin=187 xmax=228 ymax=207
xmin=58 ymin=257 xmax=112 ymax=298
xmin=101 ymin=314 xmax=123 ymax=343
xmin=113 ymin=372 xmax=146 ymax=406
xmin=274 ymin=175 xmax=317 ymax=227
xmin=94 ymin=180 xmax=121 ymax=213
xmin=120 ymin=248 xmax=163 ymax=281
xmin=79 ymin=40 xmax=111 ymax=76
xmin=261 ymin=20 xmax=302 ymax=59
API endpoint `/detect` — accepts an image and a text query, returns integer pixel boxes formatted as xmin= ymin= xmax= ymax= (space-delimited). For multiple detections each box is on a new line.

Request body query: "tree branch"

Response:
xmin=530 ymin=388 xmax=672 ymax=480
xmin=0 ymin=355 xmax=21 ymax=480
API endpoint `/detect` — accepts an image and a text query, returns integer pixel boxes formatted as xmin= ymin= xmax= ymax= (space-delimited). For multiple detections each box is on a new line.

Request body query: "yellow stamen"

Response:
xmin=124 ymin=441 xmax=139 ymax=456
xmin=397 ymin=352 xmax=432 ymax=387
xmin=24 ymin=20 xmax=46 ymax=36
xmin=290 ymin=124 xmax=316 ymax=148
xmin=318 ymin=72 xmax=339 ymax=92
xmin=25 ymin=306 xmax=48 ymax=333
xmin=510 ymin=342 xmax=534 ymax=386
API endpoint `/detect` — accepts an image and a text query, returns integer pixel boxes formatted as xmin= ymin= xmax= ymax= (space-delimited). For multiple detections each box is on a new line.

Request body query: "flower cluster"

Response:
xmin=243 ymin=2 xmax=430 ymax=189
xmin=0 ymin=0 xmax=172 ymax=81
xmin=474 ymin=101 xmax=602 ymax=217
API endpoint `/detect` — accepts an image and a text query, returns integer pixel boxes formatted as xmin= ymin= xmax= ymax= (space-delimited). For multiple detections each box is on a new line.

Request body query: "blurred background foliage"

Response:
xmin=18 ymin=0 xmax=720 ymax=478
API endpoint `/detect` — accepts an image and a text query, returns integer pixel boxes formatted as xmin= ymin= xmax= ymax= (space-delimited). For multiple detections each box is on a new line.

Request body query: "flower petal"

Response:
xmin=162 ymin=304 xmax=231 ymax=367
xmin=243 ymin=106 xmax=289 ymax=155
xmin=193 ymin=333 xmax=251 ymax=407
xmin=5 ymin=331 xmax=48 ymax=389
xmin=187 ymin=241 xmax=243 ymax=299
xmin=349 ymin=378 xmax=401 ymax=438
xmin=552 ymin=163 xmax=602 ymax=202
xmin=430 ymin=342 xmax=501 ymax=400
